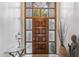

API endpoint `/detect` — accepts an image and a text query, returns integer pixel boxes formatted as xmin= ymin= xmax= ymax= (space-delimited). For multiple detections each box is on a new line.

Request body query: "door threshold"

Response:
xmin=32 ymin=54 xmax=48 ymax=57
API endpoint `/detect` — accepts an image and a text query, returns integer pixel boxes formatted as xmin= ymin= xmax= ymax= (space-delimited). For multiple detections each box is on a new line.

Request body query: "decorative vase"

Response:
xmin=59 ymin=43 xmax=67 ymax=57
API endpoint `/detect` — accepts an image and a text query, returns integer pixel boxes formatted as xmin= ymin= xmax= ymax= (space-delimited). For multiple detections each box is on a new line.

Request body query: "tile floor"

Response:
xmin=23 ymin=54 xmax=59 ymax=57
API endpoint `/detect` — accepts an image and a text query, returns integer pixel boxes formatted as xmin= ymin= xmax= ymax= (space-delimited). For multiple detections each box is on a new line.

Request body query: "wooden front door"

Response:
xmin=32 ymin=18 xmax=49 ymax=54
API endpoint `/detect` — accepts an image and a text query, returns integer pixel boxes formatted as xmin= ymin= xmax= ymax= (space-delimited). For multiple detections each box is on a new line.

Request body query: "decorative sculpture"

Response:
xmin=68 ymin=35 xmax=78 ymax=57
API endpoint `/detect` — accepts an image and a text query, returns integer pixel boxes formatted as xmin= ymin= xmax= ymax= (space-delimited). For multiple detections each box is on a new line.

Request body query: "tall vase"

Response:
xmin=59 ymin=42 xmax=67 ymax=57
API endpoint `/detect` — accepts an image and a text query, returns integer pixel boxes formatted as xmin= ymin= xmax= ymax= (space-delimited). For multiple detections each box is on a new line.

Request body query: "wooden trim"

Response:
xmin=26 ymin=17 xmax=56 ymax=19
xmin=24 ymin=2 xmax=26 ymax=54
xmin=55 ymin=2 xmax=57 ymax=54
xmin=26 ymin=29 xmax=55 ymax=31
xmin=26 ymin=41 xmax=55 ymax=43
xmin=20 ymin=3 xmax=22 ymax=49
xmin=20 ymin=2 xmax=27 ymax=55
xmin=26 ymin=7 xmax=55 ymax=9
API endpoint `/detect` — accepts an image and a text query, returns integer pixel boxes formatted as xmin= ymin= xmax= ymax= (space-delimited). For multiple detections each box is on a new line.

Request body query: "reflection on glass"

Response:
xmin=33 ymin=2 xmax=48 ymax=8
xmin=49 ymin=9 xmax=55 ymax=17
xmin=41 ymin=9 xmax=48 ymax=16
xmin=33 ymin=9 xmax=40 ymax=16
xmin=26 ymin=43 xmax=32 ymax=53
xmin=49 ymin=2 xmax=55 ymax=8
xmin=26 ymin=31 xmax=32 ymax=41
xmin=26 ymin=2 xmax=32 ymax=7
xmin=26 ymin=9 xmax=32 ymax=17
xmin=49 ymin=31 xmax=55 ymax=41
xmin=49 ymin=42 xmax=55 ymax=53
xmin=49 ymin=19 xmax=55 ymax=29
xmin=26 ymin=19 xmax=32 ymax=29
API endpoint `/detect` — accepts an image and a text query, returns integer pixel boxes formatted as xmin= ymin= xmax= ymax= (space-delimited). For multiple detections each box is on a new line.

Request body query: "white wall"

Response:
xmin=60 ymin=2 xmax=79 ymax=56
xmin=0 ymin=2 xmax=21 ymax=57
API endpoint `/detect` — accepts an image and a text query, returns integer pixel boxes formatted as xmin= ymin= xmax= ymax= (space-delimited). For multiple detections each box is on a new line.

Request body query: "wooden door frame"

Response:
xmin=21 ymin=2 xmax=58 ymax=55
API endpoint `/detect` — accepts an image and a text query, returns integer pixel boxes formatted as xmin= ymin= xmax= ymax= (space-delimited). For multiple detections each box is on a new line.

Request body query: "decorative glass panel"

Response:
xmin=26 ymin=19 xmax=32 ymax=29
xmin=49 ymin=42 xmax=55 ymax=53
xmin=26 ymin=31 xmax=32 ymax=41
xmin=26 ymin=9 xmax=32 ymax=17
xmin=49 ymin=9 xmax=55 ymax=17
xmin=49 ymin=19 xmax=55 ymax=29
xmin=26 ymin=2 xmax=32 ymax=7
xmin=33 ymin=9 xmax=40 ymax=16
xmin=49 ymin=2 xmax=55 ymax=8
xmin=41 ymin=9 xmax=48 ymax=16
xmin=26 ymin=43 xmax=32 ymax=53
xmin=49 ymin=31 xmax=55 ymax=41
xmin=33 ymin=2 xmax=48 ymax=8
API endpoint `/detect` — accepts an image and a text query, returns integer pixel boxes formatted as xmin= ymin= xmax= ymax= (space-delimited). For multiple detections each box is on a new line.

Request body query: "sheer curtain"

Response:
xmin=60 ymin=2 xmax=79 ymax=56
xmin=0 ymin=2 xmax=21 ymax=56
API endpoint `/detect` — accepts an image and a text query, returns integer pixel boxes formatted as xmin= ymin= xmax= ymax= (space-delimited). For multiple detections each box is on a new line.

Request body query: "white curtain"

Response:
xmin=0 ymin=2 xmax=21 ymax=54
xmin=59 ymin=2 xmax=79 ymax=56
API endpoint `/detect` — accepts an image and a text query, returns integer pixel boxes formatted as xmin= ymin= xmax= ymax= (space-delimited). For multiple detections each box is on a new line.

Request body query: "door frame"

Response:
xmin=21 ymin=2 xmax=57 ymax=55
